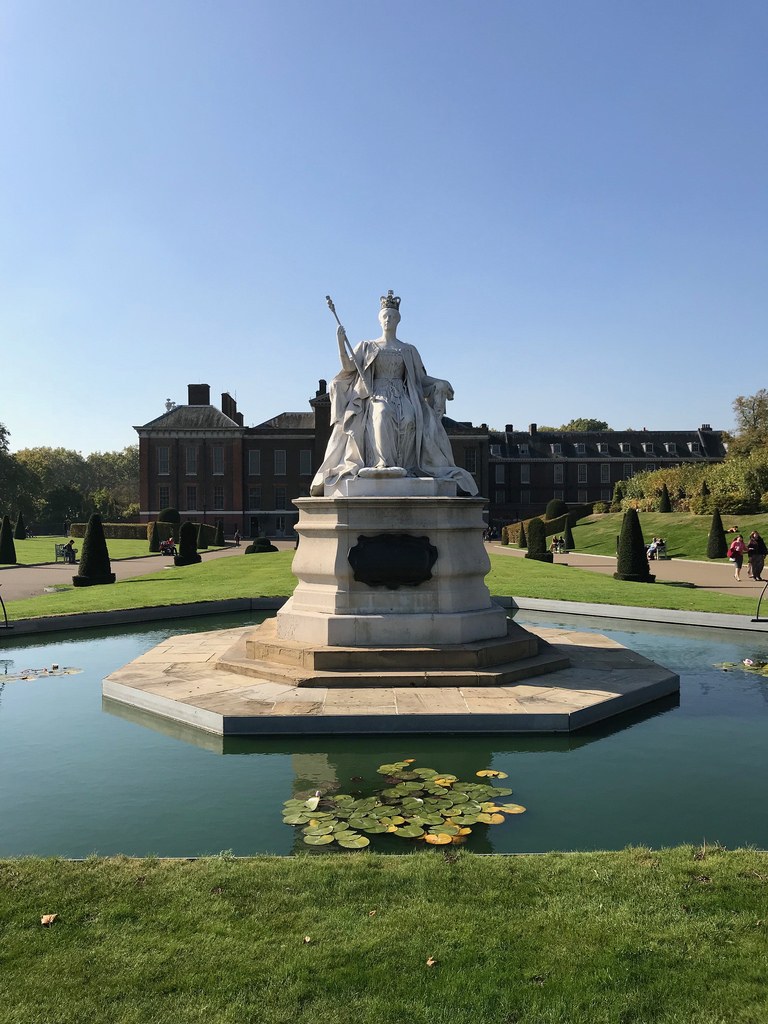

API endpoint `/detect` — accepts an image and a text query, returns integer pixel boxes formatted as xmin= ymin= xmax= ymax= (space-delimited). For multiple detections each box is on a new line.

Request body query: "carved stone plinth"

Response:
xmin=274 ymin=494 xmax=508 ymax=647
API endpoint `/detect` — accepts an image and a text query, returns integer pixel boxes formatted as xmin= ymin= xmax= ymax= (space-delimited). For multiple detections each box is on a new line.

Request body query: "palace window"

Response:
xmin=274 ymin=450 xmax=286 ymax=476
xmin=600 ymin=464 xmax=610 ymax=483
xmin=247 ymin=486 xmax=261 ymax=510
xmin=520 ymin=465 xmax=530 ymax=485
xmin=665 ymin=442 xmax=677 ymax=454
xmin=157 ymin=446 xmax=169 ymax=475
xmin=158 ymin=485 xmax=170 ymax=509
xmin=623 ymin=464 xmax=633 ymax=478
xmin=185 ymin=446 xmax=198 ymax=476
xmin=248 ymin=450 xmax=261 ymax=476
xmin=186 ymin=485 xmax=197 ymax=511
xmin=495 ymin=489 xmax=506 ymax=505
xmin=465 ymin=449 xmax=477 ymax=474
xmin=519 ymin=444 xmax=529 ymax=456
xmin=551 ymin=443 xmax=562 ymax=455
xmin=578 ymin=489 xmax=588 ymax=503
xmin=575 ymin=443 xmax=585 ymax=455
xmin=275 ymin=486 xmax=287 ymax=510
xmin=620 ymin=442 xmax=631 ymax=454
xmin=300 ymin=449 xmax=312 ymax=476
xmin=554 ymin=464 xmax=564 ymax=484
xmin=577 ymin=464 xmax=588 ymax=484
xmin=213 ymin=485 xmax=224 ymax=510
xmin=212 ymin=446 xmax=224 ymax=475
xmin=495 ymin=464 xmax=505 ymax=483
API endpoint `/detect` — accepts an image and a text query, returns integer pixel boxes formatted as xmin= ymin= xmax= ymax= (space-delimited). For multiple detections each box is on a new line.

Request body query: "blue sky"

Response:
xmin=2 ymin=1 xmax=766 ymax=453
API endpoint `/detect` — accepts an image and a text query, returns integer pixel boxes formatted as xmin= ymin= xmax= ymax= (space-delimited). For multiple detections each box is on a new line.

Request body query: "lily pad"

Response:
xmin=429 ymin=824 xmax=460 ymax=836
xmin=302 ymin=824 xmax=334 ymax=836
xmin=337 ymin=834 xmax=371 ymax=849
xmin=424 ymin=833 xmax=452 ymax=845
xmin=394 ymin=824 xmax=425 ymax=838
xmin=477 ymin=812 xmax=506 ymax=825
xmin=303 ymin=833 xmax=335 ymax=846
xmin=497 ymin=803 xmax=527 ymax=814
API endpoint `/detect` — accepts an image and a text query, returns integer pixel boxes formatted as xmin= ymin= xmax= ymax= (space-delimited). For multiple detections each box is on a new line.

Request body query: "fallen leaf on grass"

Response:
xmin=40 ymin=914 xmax=58 ymax=927
xmin=426 ymin=956 xmax=438 ymax=967
xmin=303 ymin=935 xmax=312 ymax=944
xmin=368 ymin=910 xmax=377 ymax=917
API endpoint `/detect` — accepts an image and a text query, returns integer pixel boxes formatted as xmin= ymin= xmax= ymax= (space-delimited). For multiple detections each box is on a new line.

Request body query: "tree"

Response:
xmin=72 ymin=513 xmax=116 ymax=586
xmin=0 ymin=515 xmax=17 ymax=565
xmin=524 ymin=517 xmax=553 ymax=563
xmin=729 ymin=389 xmax=768 ymax=456
xmin=659 ymin=483 xmax=671 ymax=513
xmin=611 ymin=481 xmax=625 ymax=511
xmin=539 ymin=418 xmax=611 ymax=432
xmin=614 ymin=509 xmax=654 ymax=582
xmin=707 ymin=509 xmax=728 ymax=559
xmin=14 ymin=511 xmax=27 ymax=540
xmin=174 ymin=521 xmax=201 ymax=566
xmin=517 ymin=521 xmax=527 ymax=549
xmin=38 ymin=485 xmax=91 ymax=531
xmin=545 ymin=498 xmax=568 ymax=520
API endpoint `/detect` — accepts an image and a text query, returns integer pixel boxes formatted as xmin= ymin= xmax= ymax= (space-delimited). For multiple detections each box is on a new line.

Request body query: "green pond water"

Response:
xmin=1 ymin=610 xmax=767 ymax=857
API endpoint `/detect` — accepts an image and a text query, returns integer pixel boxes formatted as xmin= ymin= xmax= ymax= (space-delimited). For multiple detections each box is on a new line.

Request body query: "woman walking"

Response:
xmin=747 ymin=531 xmax=767 ymax=582
xmin=727 ymin=533 xmax=748 ymax=582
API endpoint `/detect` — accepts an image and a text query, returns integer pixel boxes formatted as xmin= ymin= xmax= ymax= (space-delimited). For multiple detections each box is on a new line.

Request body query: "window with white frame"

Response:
xmin=276 ymin=515 xmax=286 ymax=534
xmin=274 ymin=450 xmax=286 ymax=476
xmin=274 ymin=486 xmax=287 ymax=509
xmin=666 ymin=442 xmax=677 ymax=454
xmin=519 ymin=444 xmax=529 ymax=456
xmin=490 ymin=444 xmax=501 ymax=456
xmin=299 ymin=449 xmax=312 ymax=476
xmin=575 ymin=443 xmax=585 ymax=455
xmin=520 ymin=464 xmax=530 ymax=484
xmin=623 ymin=464 xmax=633 ymax=478
xmin=554 ymin=464 xmax=564 ymax=484
xmin=247 ymin=485 xmax=261 ymax=510
xmin=597 ymin=442 xmax=608 ymax=453
xmin=577 ymin=464 xmax=587 ymax=484
xmin=642 ymin=442 xmax=654 ymax=454
xmin=213 ymin=485 xmax=224 ymax=510
xmin=690 ymin=441 xmax=700 ymax=453
xmin=620 ymin=442 xmax=631 ymax=454
xmin=158 ymin=485 xmax=170 ymax=509
xmin=157 ymin=446 xmax=169 ymax=475
xmin=185 ymin=446 xmax=198 ymax=476
xmin=600 ymin=464 xmax=610 ymax=483
xmin=578 ymin=489 xmax=588 ymax=503
xmin=465 ymin=449 xmax=477 ymax=474
xmin=248 ymin=450 xmax=261 ymax=476
xmin=186 ymin=485 xmax=197 ymax=510
xmin=212 ymin=446 xmax=224 ymax=475
xmin=551 ymin=443 xmax=562 ymax=455
xmin=495 ymin=464 xmax=505 ymax=483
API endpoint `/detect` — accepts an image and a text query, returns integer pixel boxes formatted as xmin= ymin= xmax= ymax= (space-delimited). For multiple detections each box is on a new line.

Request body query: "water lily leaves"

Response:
xmin=394 ymin=824 xmax=425 ymax=838
xmin=476 ymin=769 xmax=509 ymax=779
xmin=283 ymin=813 xmax=312 ymax=825
xmin=358 ymin=822 xmax=388 ymax=834
xmin=413 ymin=768 xmax=439 ymax=779
xmin=491 ymin=787 xmax=513 ymax=797
xmin=425 ymin=833 xmax=452 ymax=845
xmin=451 ymin=814 xmax=480 ymax=826
xmin=303 ymin=833 xmax=335 ymax=846
xmin=429 ymin=824 xmax=460 ymax=836
xmin=497 ymin=803 xmax=527 ymax=814
xmin=304 ymin=796 xmax=321 ymax=811
xmin=477 ymin=812 xmax=506 ymax=825
xmin=380 ymin=815 xmax=406 ymax=826
xmin=302 ymin=824 xmax=334 ymax=836
xmin=337 ymin=834 xmax=370 ymax=849
xmin=432 ymin=776 xmax=456 ymax=787
xmin=457 ymin=827 xmax=473 ymax=836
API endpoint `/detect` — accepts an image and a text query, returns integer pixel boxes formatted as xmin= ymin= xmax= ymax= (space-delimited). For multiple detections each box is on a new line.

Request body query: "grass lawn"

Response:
xmin=1 ymin=848 xmax=767 ymax=1024
xmin=4 ymin=549 xmax=761 ymax=621
xmin=0 ymin=535 xmax=223 ymax=566
xmin=571 ymin=512 xmax=768 ymax=561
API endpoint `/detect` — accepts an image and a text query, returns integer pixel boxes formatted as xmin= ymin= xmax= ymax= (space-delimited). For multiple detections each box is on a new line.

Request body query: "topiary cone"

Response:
xmin=563 ymin=519 xmax=575 ymax=551
xmin=707 ymin=508 xmax=727 ymax=559
xmin=197 ymin=523 xmax=209 ymax=550
xmin=14 ymin=511 xmax=27 ymax=540
xmin=174 ymin=521 xmax=201 ymax=566
xmin=614 ymin=508 xmax=654 ymax=582
xmin=518 ymin=522 xmax=527 ymax=549
xmin=73 ymin=513 xmax=116 ymax=586
xmin=149 ymin=521 xmax=160 ymax=553
xmin=0 ymin=515 xmax=17 ymax=564
xmin=524 ymin=517 xmax=553 ymax=563
xmin=659 ymin=483 xmax=671 ymax=513
xmin=214 ymin=518 xmax=225 ymax=546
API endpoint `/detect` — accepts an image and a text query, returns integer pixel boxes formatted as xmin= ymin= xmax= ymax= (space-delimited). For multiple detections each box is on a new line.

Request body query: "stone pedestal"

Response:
xmin=274 ymin=490 xmax=508 ymax=647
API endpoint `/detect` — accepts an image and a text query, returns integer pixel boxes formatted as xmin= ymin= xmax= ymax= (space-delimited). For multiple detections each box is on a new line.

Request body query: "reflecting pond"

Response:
xmin=1 ymin=610 xmax=767 ymax=857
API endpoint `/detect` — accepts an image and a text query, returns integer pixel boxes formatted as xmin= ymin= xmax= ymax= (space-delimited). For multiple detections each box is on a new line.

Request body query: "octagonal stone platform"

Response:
xmin=102 ymin=621 xmax=679 ymax=736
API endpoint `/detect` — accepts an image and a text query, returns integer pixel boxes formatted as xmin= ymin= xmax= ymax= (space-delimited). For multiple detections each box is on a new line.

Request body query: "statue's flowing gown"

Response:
xmin=311 ymin=339 xmax=478 ymax=496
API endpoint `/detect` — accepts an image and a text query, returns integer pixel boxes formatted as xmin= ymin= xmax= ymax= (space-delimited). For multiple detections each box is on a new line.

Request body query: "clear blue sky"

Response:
xmin=2 ymin=1 xmax=766 ymax=453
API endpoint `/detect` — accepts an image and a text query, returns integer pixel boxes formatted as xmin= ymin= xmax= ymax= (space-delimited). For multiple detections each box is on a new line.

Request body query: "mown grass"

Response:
xmin=1 ymin=849 xmax=767 ymax=1024
xmin=3 ymin=549 xmax=760 ymax=622
xmin=0 ymin=535 xmax=224 ymax=566
xmin=572 ymin=512 xmax=768 ymax=561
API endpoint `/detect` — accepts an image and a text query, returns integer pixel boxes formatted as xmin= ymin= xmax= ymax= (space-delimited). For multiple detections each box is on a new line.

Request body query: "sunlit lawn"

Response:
xmin=4 ymin=549 xmax=759 ymax=622
xmin=0 ymin=535 xmax=208 ymax=566
xmin=1 ymin=848 xmax=767 ymax=1024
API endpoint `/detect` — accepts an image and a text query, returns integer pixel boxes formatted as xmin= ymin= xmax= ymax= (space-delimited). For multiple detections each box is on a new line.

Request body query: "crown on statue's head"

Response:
xmin=380 ymin=290 xmax=401 ymax=310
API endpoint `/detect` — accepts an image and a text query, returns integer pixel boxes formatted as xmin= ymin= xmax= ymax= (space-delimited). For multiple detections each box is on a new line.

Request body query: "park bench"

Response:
xmin=54 ymin=543 xmax=68 ymax=562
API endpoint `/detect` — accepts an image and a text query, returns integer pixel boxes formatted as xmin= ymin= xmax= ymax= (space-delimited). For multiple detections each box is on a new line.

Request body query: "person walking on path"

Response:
xmin=727 ymin=534 xmax=748 ymax=581
xmin=747 ymin=531 xmax=767 ymax=582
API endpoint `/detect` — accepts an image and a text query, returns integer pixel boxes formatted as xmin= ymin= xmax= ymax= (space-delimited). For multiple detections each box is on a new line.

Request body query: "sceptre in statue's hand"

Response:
xmin=326 ymin=295 xmax=370 ymax=397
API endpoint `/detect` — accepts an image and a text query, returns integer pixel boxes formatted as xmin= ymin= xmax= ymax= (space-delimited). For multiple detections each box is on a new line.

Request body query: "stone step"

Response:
xmin=216 ymin=645 xmax=571 ymax=689
xmin=245 ymin=617 xmax=539 ymax=671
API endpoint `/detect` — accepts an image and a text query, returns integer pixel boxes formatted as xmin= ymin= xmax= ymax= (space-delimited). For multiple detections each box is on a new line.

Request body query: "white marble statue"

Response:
xmin=311 ymin=292 xmax=478 ymax=496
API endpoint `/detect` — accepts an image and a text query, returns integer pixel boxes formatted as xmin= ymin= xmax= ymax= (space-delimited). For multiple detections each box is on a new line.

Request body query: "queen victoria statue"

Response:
xmin=311 ymin=292 xmax=478 ymax=496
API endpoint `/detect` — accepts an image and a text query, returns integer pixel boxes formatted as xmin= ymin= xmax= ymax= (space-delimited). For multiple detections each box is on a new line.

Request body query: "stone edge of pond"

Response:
xmin=2 ymin=594 xmax=767 ymax=640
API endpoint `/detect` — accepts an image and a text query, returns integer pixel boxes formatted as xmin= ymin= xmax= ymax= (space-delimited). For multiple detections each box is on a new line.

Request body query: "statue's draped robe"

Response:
xmin=311 ymin=339 xmax=478 ymax=496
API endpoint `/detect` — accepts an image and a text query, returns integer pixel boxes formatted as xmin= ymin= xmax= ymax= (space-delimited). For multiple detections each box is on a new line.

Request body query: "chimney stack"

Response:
xmin=188 ymin=384 xmax=211 ymax=406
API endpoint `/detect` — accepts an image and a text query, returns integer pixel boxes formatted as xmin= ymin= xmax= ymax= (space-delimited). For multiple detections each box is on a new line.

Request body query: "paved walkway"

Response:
xmin=0 ymin=541 xmax=296 ymax=603
xmin=487 ymin=543 xmax=767 ymax=599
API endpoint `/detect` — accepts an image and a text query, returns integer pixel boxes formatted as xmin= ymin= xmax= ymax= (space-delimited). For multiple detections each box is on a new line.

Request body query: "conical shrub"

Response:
xmin=174 ymin=521 xmax=201 ymax=566
xmin=707 ymin=508 xmax=727 ymax=559
xmin=197 ymin=523 xmax=209 ymax=550
xmin=614 ymin=508 xmax=654 ymax=582
xmin=214 ymin=519 xmax=225 ymax=546
xmin=525 ymin=517 xmax=553 ymax=563
xmin=149 ymin=521 xmax=160 ymax=553
xmin=0 ymin=515 xmax=17 ymax=564
xmin=611 ymin=481 xmax=624 ymax=512
xmin=14 ymin=511 xmax=27 ymax=540
xmin=659 ymin=483 xmax=671 ymax=513
xmin=518 ymin=522 xmax=527 ymax=549
xmin=73 ymin=513 xmax=115 ymax=586
xmin=563 ymin=519 xmax=575 ymax=551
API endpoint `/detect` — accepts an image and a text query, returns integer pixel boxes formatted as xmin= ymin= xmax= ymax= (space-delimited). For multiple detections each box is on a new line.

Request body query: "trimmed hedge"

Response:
xmin=707 ymin=508 xmax=728 ymax=559
xmin=524 ymin=517 xmax=553 ymax=563
xmin=0 ymin=515 xmax=17 ymax=564
xmin=545 ymin=498 xmax=568 ymax=520
xmin=659 ymin=483 xmax=672 ymax=513
xmin=174 ymin=521 xmax=201 ymax=566
xmin=72 ymin=513 xmax=116 ymax=587
xmin=149 ymin=521 xmax=161 ymax=553
xmin=14 ymin=511 xmax=27 ymax=540
xmin=517 ymin=521 xmax=527 ymax=549
xmin=245 ymin=537 xmax=279 ymax=554
xmin=71 ymin=522 xmax=147 ymax=540
xmin=505 ymin=503 xmax=593 ymax=546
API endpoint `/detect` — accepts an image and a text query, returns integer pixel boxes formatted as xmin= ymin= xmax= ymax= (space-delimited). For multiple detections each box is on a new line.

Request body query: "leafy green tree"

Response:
xmin=517 ymin=521 xmax=527 ymax=549
xmin=39 ymin=485 xmax=91 ymax=531
xmin=539 ymin=418 xmax=611 ymax=432
xmin=0 ymin=515 xmax=17 ymax=564
xmin=728 ymin=389 xmax=768 ymax=456
xmin=14 ymin=511 xmax=27 ymax=540
xmin=707 ymin=509 xmax=728 ymax=559
xmin=73 ymin=513 xmax=116 ymax=586
xmin=610 ymin=481 xmax=625 ymax=512
xmin=659 ymin=483 xmax=672 ymax=513
xmin=525 ymin=517 xmax=553 ymax=563
xmin=614 ymin=509 xmax=654 ymax=582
